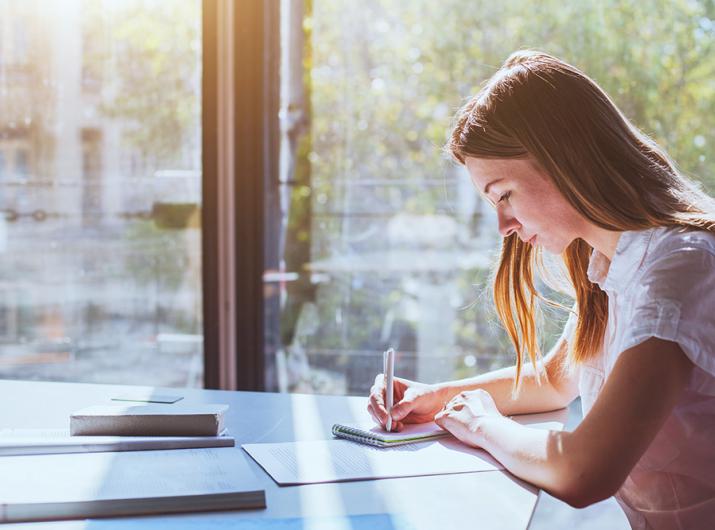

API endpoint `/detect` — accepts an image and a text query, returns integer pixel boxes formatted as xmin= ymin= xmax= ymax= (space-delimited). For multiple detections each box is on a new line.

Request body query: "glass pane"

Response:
xmin=0 ymin=0 xmax=203 ymax=386
xmin=266 ymin=0 xmax=715 ymax=395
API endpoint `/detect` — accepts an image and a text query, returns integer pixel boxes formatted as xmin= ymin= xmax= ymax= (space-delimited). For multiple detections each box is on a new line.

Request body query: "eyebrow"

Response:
xmin=482 ymin=178 xmax=504 ymax=195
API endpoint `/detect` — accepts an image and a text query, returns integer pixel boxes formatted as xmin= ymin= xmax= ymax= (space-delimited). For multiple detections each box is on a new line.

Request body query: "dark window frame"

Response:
xmin=202 ymin=0 xmax=279 ymax=390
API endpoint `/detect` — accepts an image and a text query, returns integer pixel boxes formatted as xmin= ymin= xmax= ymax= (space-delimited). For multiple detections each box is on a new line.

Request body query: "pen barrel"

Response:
xmin=384 ymin=348 xmax=395 ymax=431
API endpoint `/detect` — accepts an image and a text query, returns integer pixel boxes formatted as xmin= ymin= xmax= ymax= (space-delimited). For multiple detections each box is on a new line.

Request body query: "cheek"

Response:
xmin=512 ymin=195 xmax=577 ymax=252
xmin=522 ymin=190 xmax=574 ymax=228
xmin=512 ymin=196 xmax=553 ymax=227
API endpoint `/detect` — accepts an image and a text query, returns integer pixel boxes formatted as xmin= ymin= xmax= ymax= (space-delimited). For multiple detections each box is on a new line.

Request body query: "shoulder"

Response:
xmin=624 ymin=227 xmax=715 ymax=376
xmin=641 ymin=227 xmax=715 ymax=289
xmin=647 ymin=226 xmax=715 ymax=260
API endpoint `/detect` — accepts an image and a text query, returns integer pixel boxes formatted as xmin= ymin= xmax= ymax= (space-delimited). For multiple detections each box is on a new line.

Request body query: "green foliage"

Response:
xmin=123 ymin=220 xmax=188 ymax=292
xmin=281 ymin=0 xmax=318 ymax=347
xmin=309 ymin=0 xmax=714 ymax=199
xmin=89 ymin=0 xmax=201 ymax=168
xmin=287 ymin=0 xmax=715 ymax=376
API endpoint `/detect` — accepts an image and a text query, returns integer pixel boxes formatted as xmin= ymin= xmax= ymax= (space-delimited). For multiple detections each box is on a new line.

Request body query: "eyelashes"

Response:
xmin=483 ymin=191 xmax=511 ymax=208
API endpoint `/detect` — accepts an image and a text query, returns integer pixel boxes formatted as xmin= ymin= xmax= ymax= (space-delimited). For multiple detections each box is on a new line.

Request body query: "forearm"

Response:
xmin=475 ymin=416 xmax=589 ymax=506
xmin=441 ymin=339 xmax=693 ymax=509
xmin=436 ymin=358 xmax=573 ymax=416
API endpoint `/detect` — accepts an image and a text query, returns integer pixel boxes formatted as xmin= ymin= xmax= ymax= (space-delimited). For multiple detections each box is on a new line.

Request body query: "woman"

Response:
xmin=367 ymin=50 xmax=715 ymax=529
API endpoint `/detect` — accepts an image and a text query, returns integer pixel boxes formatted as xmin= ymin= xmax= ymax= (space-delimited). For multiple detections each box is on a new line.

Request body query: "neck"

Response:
xmin=584 ymin=226 xmax=623 ymax=260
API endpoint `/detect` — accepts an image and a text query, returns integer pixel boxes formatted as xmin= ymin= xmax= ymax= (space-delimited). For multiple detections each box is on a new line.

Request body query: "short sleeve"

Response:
xmin=620 ymin=244 xmax=715 ymax=377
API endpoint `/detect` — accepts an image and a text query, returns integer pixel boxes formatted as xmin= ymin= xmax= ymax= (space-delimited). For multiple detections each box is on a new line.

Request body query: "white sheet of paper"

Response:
xmin=242 ymin=437 xmax=503 ymax=485
xmin=0 ymin=447 xmax=259 ymax=504
xmin=243 ymin=418 xmax=564 ymax=486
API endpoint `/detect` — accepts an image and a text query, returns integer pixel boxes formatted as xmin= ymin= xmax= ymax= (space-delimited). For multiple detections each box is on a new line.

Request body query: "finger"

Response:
xmin=444 ymin=399 xmax=466 ymax=410
xmin=370 ymin=402 xmax=390 ymax=427
xmin=436 ymin=416 xmax=474 ymax=446
xmin=436 ymin=407 xmax=461 ymax=421
xmin=435 ymin=412 xmax=459 ymax=432
xmin=373 ymin=373 xmax=384 ymax=390
xmin=446 ymin=394 xmax=465 ymax=407
xmin=390 ymin=398 xmax=416 ymax=421
xmin=371 ymin=380 xmax=388 ymax=408
xmin=367 ymin=403 xmax=383 ymax=426
xmin=370 ymin=387 xmax=387 ymax=413
xmin=369 ymin=399 xmax=388 ymax=425
xmin=367 ymin=401 xmax=387 ymax=425
xmin=369 ymin=388 xmax=383 ymax=409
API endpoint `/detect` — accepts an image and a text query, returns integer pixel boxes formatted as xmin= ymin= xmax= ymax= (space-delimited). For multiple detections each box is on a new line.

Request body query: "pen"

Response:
xmin=383 ymin=347 xmax=395 ymax=432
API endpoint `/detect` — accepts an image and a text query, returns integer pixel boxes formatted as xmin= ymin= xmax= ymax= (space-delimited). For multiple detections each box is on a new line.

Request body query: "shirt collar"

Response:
xmin=587 ymin=228 xmax=655 ymax=293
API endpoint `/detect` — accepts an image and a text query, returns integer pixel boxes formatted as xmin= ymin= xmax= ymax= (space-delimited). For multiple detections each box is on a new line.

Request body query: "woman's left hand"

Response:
xmin=434 ymin=388 xmax=504 ymax=447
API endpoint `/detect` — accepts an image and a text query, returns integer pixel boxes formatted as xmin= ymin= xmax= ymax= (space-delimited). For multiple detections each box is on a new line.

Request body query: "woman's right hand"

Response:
xmin=367 ymin=374 xmax=448 ymax=431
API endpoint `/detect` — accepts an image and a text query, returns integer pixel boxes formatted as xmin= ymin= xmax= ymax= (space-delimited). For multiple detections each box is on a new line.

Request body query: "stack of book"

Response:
xmin=0 ymin=404 xmax=266 ymax=523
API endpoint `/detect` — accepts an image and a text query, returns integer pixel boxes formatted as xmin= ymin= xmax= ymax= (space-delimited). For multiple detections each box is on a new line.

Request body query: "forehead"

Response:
xmin=464 ymin=157 xmax=541 ymax=189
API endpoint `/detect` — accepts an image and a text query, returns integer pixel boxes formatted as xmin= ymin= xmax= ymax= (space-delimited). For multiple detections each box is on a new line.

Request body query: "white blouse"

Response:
xmin=570 ymin=226 xmax=715 ymax=530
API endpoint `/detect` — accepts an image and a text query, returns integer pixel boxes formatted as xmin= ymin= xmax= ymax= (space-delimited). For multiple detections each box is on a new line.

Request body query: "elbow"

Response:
xmin=548 ymin=460 xmax=623 ymax=509
xmin=558 ymin=486 xmax=615 ymax=509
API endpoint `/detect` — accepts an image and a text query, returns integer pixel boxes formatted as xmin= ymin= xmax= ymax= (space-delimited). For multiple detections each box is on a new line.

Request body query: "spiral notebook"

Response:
xmin=331 ymin=421 xmax=449 ymax=447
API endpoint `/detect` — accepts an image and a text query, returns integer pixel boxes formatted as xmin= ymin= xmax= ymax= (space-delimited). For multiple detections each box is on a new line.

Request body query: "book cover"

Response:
xmin=0 ymin=428 xmax=234 ymax=456
xmin=70 ymin=404 xmax=228 ymax=437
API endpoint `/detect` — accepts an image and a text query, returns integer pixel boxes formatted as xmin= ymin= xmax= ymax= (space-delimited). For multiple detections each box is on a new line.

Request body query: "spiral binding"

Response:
xmin=331 ymin=425 xmax=387 ymax=448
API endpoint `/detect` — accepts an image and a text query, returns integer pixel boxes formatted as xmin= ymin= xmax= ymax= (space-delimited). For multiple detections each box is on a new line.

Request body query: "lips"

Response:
xmin=528 ymin=235 xmax=537 ymax=245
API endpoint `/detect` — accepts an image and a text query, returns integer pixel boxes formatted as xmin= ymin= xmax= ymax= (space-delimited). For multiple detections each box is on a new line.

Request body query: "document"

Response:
xmin=242 ymin=437 xmax=503 ymax=485
xmin=0 ymin=428 xmax=234 ymax=456
xmin=0 ymin=448 xmax=265 ymax=523
xmin=243 ymin=417 xmax=564 ymax=486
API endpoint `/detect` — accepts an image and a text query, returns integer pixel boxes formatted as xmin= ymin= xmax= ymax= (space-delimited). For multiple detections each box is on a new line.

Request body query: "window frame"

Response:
xmin=202 ymin=0 xmax=279 ymax=390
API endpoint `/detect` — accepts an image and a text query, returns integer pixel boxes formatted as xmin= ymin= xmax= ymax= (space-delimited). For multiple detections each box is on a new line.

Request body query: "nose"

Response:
xmin=497 ymin=208 xmax=521 ymax=238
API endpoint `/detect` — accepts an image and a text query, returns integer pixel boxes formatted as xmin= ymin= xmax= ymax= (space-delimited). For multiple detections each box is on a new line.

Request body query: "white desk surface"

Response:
xmin=0 ymin=379 xmax=569 ymax=530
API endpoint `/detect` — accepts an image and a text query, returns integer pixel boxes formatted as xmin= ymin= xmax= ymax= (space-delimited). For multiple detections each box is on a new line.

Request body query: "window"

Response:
xmin=265 ymin=0 xmax=715 ymax=395
xmin=1 ymin=1 xmax=710 ymax=393
xmin=14 ymin=149 xmax=29 ymax=180
xmin=0 ymin=0 xmax=203 ymax=387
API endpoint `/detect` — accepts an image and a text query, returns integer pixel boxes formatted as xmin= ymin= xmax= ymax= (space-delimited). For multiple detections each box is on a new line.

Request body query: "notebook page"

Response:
xmin=334 ymin=422 xmax=447 ymax=442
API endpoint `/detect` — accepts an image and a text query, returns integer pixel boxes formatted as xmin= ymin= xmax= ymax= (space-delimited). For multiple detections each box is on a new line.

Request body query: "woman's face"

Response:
xmin=464 ymin=156 xmax=588 ymax=254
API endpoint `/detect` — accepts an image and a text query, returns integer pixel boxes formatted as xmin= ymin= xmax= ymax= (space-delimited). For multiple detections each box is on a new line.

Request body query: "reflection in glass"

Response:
xmin=0 ymin=0 xmax=203 ymax=386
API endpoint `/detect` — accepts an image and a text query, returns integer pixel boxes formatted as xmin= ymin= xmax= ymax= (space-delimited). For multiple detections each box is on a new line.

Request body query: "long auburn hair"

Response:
xmin=446 ymin=50 xmax=715 ymax=392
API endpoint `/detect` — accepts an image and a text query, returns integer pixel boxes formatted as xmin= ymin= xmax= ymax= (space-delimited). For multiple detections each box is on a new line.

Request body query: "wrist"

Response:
xmin=470 ymin=414 xmax=509 ymax=448
xmin=433 ymin=382 xmax=458 ymax=406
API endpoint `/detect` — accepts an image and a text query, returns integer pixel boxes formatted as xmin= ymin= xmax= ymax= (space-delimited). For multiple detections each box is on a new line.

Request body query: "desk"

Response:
xmin=1 ymin=379 xmax=568 ymax=530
